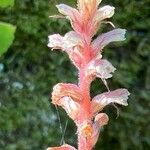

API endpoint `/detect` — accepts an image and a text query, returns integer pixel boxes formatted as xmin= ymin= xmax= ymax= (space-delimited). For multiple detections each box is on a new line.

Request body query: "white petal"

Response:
xmin=87 ymin=59 xmax=116 ymax=79
xmin=48 ymin=34 xmax=64 ymax=49
xmin=92 ymin=28 xmax=126 ymax=51
xmin=92 ymin=89 xmax=130 ymax=113
xmin=48 ymin=31 xmax=82 ymax=51
xmin=59 ymin=96 xmax=80 ymax=120
xmin=56 ymin=4 xmax=79 ymax=20
xmin=64 ymin=31 xmax=83 ymax=48
xmin=96 ymin=5 xmax=115 ymax=21
xmin=95 ymin=59 xmax=116 ymax=79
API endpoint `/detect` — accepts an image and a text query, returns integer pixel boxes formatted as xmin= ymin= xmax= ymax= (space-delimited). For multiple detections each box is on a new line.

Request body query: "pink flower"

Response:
xmin=92 ymin=28 xmax=126 ymax=56
xmin=48 ymin=0 xmax=130 ymax=149
xmin=51 ymin=83 xmax=81 ymax=121
xmin=86 ymin=58 xmax=116 ymax=80
xmin=92 ymin=89 xmax=130 ymax=114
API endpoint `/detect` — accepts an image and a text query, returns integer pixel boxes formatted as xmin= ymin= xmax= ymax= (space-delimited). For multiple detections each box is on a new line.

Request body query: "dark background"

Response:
xmin=0 ymin=0 xmax=150 ymax=149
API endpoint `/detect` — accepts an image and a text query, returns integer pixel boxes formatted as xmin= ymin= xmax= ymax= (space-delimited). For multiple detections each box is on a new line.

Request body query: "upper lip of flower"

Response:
xmin=92 ymin=89 xmax=130 ymax=114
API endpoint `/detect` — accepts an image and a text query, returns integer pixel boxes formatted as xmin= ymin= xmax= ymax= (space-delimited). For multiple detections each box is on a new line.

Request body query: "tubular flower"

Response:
xmin=86 ymin=58 xmax=116 ymax=81
xmin=47 ymin=144 xmax=77 ymax=150
xmin=52 ymin=83 xmax=82 ymax=104
xmin=48 ymin=0 xmax=130 ymax=150
xmin=92 ymin=89 xmax=130 ymax=114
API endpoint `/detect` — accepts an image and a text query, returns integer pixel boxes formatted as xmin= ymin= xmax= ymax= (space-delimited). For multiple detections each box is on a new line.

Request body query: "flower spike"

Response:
xmin=48 ymin=0 xmax=130 ymax=149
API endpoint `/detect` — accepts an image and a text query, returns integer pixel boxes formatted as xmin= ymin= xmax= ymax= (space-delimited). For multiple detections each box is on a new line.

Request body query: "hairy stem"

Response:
xmin=78 ymin=68 xmax=93 ymax=150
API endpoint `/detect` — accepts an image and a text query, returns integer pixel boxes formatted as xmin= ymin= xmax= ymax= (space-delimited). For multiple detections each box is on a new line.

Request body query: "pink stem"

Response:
xmin=78 ymin=68 xmax=93 ymax=150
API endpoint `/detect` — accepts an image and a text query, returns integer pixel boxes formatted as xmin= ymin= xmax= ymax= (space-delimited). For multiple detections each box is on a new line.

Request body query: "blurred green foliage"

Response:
xmin=0 ymin=0 xmax=16 ymax=56
xmin=0 ymin=0 xmax=150 ymax=150
xmin=0 ymin=22 xmax=16 ymax=56
xmin=0 ymin=0 xmax=14 ymax=8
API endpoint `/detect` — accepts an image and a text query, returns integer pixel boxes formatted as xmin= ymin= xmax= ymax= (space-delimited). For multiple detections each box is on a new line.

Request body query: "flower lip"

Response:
xmin=92 ymin=28 xmax=127 ymax=53
xmin=92 ymin=89 xmax=130 ymax=113
xmin=86 ymin=58 xmax=116 ymax=80
xmin=96 ymin=5 xmax=115 ymax=21
xmin=52 ymin=83 xmax=82 ymax=104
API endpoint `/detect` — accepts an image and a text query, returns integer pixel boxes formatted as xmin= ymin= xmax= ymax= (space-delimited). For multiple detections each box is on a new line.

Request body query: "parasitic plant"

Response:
xmin=47 ymin=0 xmax=130 ymax=150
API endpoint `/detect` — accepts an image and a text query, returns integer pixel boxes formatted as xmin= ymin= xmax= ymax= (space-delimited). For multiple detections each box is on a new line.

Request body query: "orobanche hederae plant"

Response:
xmin=47 ymin=0 xmax=130 ymax=150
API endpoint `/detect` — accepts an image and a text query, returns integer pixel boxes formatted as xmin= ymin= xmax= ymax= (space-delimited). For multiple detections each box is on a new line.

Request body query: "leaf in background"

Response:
xmin=0 ymin=22 xmax=16 ymax=56
xmin=0 ymin=0 xmax=14 ymax=8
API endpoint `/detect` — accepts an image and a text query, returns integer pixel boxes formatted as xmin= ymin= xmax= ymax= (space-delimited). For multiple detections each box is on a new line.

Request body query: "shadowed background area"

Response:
xmin=0 ymin=0 xmax=150 ymax=149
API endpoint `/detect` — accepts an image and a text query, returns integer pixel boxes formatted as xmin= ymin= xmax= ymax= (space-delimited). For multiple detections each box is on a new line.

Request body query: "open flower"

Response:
xmin=92 ymin=89 xmax=130 ymax=114
xmin=52 ymin=83 xmax=81 ymax=120
xmin=92 ymin=28 xmax=126 ymax=56
xmin=48 ymin=31 xmax=84 ymax=68
xmin=56 ymin=4 xmax=82 ymax=33
xmin=86 ymin=58 xmax=116 ymax=81
xmin=52 ymin=83 xmax=82 ymax=104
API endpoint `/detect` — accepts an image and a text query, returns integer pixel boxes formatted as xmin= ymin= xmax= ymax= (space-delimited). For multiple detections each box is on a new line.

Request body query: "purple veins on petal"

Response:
xmin=92 ymin=28 xmax=126 ymax=52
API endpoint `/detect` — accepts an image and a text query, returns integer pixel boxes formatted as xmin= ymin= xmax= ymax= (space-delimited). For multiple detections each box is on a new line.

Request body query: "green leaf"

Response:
xmin=0 ymin=22 xmax=16 ymax=56
xmin=0 ymin=0 xmax=14 ymax=8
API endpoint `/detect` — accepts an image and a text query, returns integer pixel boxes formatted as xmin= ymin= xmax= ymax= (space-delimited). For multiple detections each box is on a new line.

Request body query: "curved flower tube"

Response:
xmin=92 ymin=89 xmax=130 ymax=114
xmin=52 ymin=83 xmax=82 ymax=104
xmin=92 ymin=28 xmax=126 ymax=55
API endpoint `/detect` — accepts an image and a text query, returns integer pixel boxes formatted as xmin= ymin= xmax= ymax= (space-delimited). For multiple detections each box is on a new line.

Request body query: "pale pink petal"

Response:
xmin=51 ymin=83 xmax=81 ymax=120
xmin=95 ymin=5 xmax=115 ymax=21
xmin=48 ymin=32 xmax=83 ymax=69
xmin=58 ymin=96 xmax=80 ymax=120
xmin=64 ymin=31 xmax=83 ymax=48
xmin=47 ymin=144 xmax=77 ymax=150
xmin=48 ymin=31 xmax=82 ymax=50
xmin=94 ymin=113 xmax=109 ymax=127
xmin=56 ymin=4 xmax=80 ymax=20
xmin=86 ymin=58 xmax=116 ymax=80
xmin=56 ymin=4 xmax=82 ymax=31
xmin=92 ymin=28 xmax=126 ymax=52
xmin=92 ymin=89 xmax=130 ymax=113
xmin=52 ymin=83 xmax=82 ymax=104
xmin=48 ymin=34 xmax=64 ymax=50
